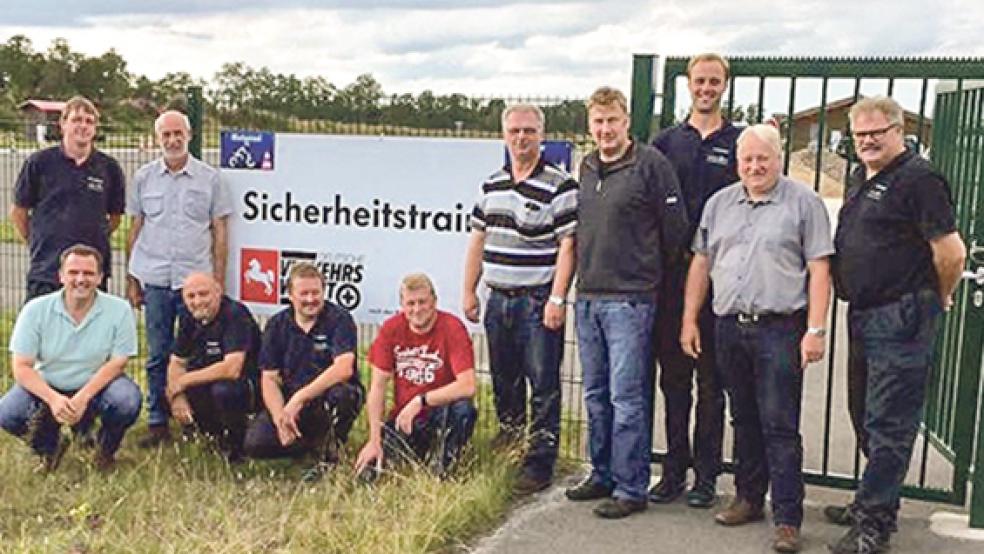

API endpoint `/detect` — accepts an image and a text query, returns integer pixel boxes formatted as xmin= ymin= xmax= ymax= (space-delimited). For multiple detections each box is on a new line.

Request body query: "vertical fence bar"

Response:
xmin=813 ymin=77 xmax=829 ymax=194
xmin=630 ymin=54 xmax=656 ymax=142
xmin=187 ymin=86 xmax=204 ymax=159
xmin=783 ymin=76 xmax=796 ymax=174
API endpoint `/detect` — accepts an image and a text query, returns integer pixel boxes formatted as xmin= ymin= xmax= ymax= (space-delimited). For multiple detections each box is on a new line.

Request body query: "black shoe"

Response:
xmin=593 ymin=497 xmax=648 ymax=519
xmin=137 ymin=425 xmax=171 ymax=449
xmin=565 ymin=478 xmax=612 ymax=501
xmin=824 ymin=504 xmax=855 ymax=526
xmin=513 ymin=473 xmax=552 ymax=496
xmin=648 ymin=477 xmax=686 ymax=504
xmin=686 ymin=481 xmax=716 ymax=508
xmin=37 ymin=436 xmax=70 ymax=474
xmin=489 ymin=430 xmax=523 ymax=452
xmin=828 ymin=525 xmax=890 ymax=554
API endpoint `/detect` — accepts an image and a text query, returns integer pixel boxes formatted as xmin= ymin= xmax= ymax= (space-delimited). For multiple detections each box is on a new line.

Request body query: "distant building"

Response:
xmin=785 ymin=96 xmax=933 ymax=152
xmin=18 ymin=99 xmax=66 ymax=142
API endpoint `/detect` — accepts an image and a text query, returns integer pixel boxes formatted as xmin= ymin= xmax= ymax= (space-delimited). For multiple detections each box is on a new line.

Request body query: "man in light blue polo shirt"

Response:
xmin=126 ymin=110 xmax=233 ymax=447
xmin=0 ymin=244 xmax=141 ymax=472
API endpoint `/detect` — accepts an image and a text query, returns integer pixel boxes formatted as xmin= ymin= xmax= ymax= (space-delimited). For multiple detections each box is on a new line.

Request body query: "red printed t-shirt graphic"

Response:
xmin=368 ymin=311 xmax=474 ymax=420
xmin=240 ymin=248 xmax=279 ymax=303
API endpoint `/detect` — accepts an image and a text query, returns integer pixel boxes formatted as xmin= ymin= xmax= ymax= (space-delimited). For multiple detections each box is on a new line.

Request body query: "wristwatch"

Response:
xmin=806 ymin=327 xmax=826 ymax=337
xmin=548 ymin=295 xmax=565 ymax=307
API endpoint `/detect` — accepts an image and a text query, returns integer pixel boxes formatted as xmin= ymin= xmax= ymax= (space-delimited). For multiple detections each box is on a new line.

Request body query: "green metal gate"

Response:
xmin=630 ymin=55 xmax=984 ymax=525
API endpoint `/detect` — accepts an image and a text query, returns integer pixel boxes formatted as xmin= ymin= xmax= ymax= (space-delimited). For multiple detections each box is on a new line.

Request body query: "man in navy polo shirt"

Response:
xmin=649 ymin=53 xmax=739 ymax=508
xmin=244 ymin=262 xmax=364 ymax=480
xmin=167 ymin=272 xmax=260 ymax=462
xmin=10 ymin=96 xmax=126 ymax=300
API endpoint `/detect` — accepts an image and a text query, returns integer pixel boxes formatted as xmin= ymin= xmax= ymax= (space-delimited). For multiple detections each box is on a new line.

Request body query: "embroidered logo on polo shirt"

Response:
xmin=313 ymin=335 xmax=329 ymax=352
xmin=205 ymin=340 xmax=222 ymax=357
xmin=706 ymin=146 xmax=730 ymax=166
xmin=866 ymin=182 xmax=889 ymax=201
xmin=85 ymin=176 xmax=104 ymax=192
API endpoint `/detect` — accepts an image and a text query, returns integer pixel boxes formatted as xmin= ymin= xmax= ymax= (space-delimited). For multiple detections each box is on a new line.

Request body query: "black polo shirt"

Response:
xmin=652 ymin=120 xmax=740 ymax=241
xmin=259 ymin=302 xmax=359 ymax=394
xmin=833 ymin=150 xmax=957 ymax=308
xmin=14 ymin=145 xmax=126 ymax=284
xmin=173 ymin=296 xmax=261 ymax=382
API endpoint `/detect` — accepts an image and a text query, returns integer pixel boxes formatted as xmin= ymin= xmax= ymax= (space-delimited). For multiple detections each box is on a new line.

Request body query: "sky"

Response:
xmin=2 ymin=0 xmax=982 ymax=113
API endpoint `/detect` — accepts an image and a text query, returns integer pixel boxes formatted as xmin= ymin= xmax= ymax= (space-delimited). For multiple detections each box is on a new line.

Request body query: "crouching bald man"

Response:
xmin=167 ymin=272 xmax=261 ymax=462
xmin=244 ymin=262 xmax=364 ymax=481
xmin=355 ymin=273 xmax=477 ymax=480
xmin=0 ymin=244 xmax=141 ymax=471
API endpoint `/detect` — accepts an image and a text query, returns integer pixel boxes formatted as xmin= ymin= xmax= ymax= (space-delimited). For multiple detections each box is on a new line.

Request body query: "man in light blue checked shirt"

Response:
xmin=462 ymin=103 xmax=577 ymax=496
xmin=126 ymin=110 xmax=233 ymax=448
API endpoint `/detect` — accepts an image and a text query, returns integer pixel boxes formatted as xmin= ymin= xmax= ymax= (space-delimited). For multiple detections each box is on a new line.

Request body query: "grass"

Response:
xmin=0 ymin=417 xmax=519 ymax=554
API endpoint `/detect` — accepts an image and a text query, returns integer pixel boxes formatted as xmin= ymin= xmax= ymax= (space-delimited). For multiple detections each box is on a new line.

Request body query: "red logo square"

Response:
xmin=240 ymin=248 xmax=279 ymax=304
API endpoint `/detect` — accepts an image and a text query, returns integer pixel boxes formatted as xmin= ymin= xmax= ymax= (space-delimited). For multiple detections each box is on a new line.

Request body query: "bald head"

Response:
xmin=182 ymin=272 xmax=222 ymax=322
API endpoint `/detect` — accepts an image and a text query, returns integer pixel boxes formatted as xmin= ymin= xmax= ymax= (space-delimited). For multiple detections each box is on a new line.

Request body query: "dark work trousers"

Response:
xmin=243 ymin=381 xmax=364 ymax=461
xmin=184 ymin=379 xmax=250 ymax=457
xmin=655 ymin=263 xmax=725 ymax=485
xmin=483 ymin=285 xmax=563 ymax=481
xmin=847 ymin=289 xmax=941 ymax=535
xmin=716 ymin=311 xmax=806 ymax=528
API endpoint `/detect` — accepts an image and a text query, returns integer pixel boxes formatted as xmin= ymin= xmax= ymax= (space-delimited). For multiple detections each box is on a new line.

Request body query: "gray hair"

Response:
xmin=501 ymin=103 xmax=545 ymax=132
xmin=849 ymin=96 xmax=904 ymax=128
xmin=737 ymin=124 xmax=782 ymax=156
xmin=154 ymin=110 xmax=192 ymax=134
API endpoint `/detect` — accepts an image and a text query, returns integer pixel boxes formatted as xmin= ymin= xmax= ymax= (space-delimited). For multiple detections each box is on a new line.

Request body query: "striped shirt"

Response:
xmin=471 ymin=159 xmax=577 ymax=288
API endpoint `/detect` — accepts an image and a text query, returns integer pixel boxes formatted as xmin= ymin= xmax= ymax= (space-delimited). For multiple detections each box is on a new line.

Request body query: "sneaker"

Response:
xmin=137 ymin=425 xmax=171 ymax=449
xmin=828 ymin=525 xmax=889 ymax=554
xmin=686 ymin=480 xmax=717 ymax=508
xmin=773 ymin=525 xmax=801 ymax=553
xmin=565 ymin=478 xmax=612 ymax=501
xmin=513 ymin=473 xmax=552 ymax=496
xmin=714 ymin=498 xmax=765 ymax=526
xmin=648 ymin=477 xmax=686 ymax=504
xmin=824 ymin=504 xmax=855 ymax=526
xmin=593 ymin=497 xmax=648 ymax=519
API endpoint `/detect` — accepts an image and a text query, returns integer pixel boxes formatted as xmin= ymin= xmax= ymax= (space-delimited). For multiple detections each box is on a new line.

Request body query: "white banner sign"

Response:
xmin=221 ymin=133 xmax=503 ymax=325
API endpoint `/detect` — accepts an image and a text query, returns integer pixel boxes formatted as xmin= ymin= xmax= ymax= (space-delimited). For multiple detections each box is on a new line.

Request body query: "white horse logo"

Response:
xmin=244 ymin=258 xmax=275 ymax=295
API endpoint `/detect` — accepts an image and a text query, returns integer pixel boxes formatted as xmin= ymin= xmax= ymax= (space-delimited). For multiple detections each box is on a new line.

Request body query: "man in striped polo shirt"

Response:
xmin=462 ymin=103 xmax=577 ymax=495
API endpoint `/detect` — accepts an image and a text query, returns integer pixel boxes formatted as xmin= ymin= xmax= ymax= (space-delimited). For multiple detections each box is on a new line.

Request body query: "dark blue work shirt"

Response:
xmin=833 ymin=150 xmax=957 ymax=309
xmin=652 ymin=121 xmax=740 ymax=242
xmin=14 ymin=146 xmax=126 ymax=284
xmin=173 ymin=296 xmax=261 ymax=383
xmin=259 ymin=302 xmax=359 ymax=394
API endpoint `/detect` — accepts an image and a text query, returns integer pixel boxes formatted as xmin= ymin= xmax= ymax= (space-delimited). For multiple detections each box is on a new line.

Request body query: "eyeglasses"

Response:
xmin=851 ymin=124 xmax=899 ymax=141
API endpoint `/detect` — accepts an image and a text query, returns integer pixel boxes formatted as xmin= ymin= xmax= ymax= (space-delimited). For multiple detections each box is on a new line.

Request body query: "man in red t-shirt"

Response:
xmin=355 ymin=273 xmax=477 ymax=479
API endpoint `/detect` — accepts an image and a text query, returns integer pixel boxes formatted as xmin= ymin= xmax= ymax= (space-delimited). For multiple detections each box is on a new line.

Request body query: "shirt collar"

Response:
xmin=157 ymin=156 xmax=196 ymax=177
xmin=54 ymin=289 xmax=105 ymax=326
xmin=737 ymin=176 xmax=785 ymax=205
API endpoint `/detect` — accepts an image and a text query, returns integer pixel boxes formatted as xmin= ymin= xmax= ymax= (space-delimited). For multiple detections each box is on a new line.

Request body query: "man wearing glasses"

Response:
xmin=827 ymin=96 xmax=966 ymax=553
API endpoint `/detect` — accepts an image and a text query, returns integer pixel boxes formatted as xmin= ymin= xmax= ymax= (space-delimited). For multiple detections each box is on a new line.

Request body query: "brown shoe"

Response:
xmin=137 ymin=425 xmax=171 ymax=449
xmin=714 ymin=498 xmax=764 ymax=526
xmin=773 ymin=525 xmax=801 ymax=552
xmin=93 ymin=450 xmax=116 ymax=472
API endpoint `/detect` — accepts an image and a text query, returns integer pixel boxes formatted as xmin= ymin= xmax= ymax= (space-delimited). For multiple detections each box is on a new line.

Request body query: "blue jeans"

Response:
xmin=576 ymin=298 xmax=656 ymax=502
xmin=849 ymin=289 xmax=941 ymax=534
xmin=144 ymin=284 xmax=186 ymax=427
xmin=484 ymin=286 xmax=563 ymax=479
xmin=716 ymin=311 xmax=806 ymax=527
xmin=381 ymin=399 xmax=478 ymax=474
xmin=0 ymin=376 xmax=142 ymax=456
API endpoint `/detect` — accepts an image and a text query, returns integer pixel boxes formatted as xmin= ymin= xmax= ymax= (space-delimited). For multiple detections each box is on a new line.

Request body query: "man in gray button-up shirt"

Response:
xmin=126 ymin=110 xmax=233 ymax=447
xmin=681 ymin=124 xmax=832 ymax=553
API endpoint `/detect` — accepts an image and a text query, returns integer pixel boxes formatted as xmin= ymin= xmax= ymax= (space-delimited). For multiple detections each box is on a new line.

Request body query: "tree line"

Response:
xmin=0 ymin=35 xmax=587 ymax=134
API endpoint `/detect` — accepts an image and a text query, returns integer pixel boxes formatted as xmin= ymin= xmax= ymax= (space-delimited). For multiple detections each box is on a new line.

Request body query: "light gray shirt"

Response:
xmin=693 ymin=176 xmax=834 ymax=316
xmin=127 ymin=156 xmax=233 ymax=289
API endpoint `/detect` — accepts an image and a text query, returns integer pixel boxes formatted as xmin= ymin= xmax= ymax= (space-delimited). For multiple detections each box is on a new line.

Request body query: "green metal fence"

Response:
xmin=631 ymin=55 xmax=984 ymax=524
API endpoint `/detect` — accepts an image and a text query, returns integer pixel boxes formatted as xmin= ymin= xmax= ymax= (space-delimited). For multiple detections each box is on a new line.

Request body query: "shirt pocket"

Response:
xmin=183 ymin=189 xmax=211 ymax=221
xmin=142 ymin=194 xmax=165 ymax=217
